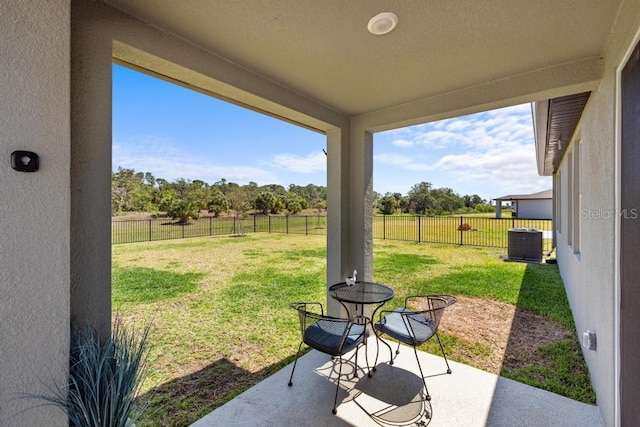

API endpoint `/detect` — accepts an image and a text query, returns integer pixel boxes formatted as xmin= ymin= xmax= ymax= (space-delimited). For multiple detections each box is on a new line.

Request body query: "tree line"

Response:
xmin=112 ymin=167 xmax=327 ymax=223
xmin=375 ymin=181 xmax=494 ymax=216
xmin=112 ymin=167 xmax=493 ymax=223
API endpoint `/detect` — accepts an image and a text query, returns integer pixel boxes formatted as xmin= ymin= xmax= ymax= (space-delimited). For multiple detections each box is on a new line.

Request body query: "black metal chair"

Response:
xmin=288 ymin=302 xmax=367 ymax=414
xmin=374 ymin=295 xmax=457 ymax=401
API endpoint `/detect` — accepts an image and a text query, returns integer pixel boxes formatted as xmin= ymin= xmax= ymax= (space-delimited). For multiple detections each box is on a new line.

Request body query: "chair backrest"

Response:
xmin=290 ymin=302 xmax=356 ymax=337
xmin=290 ymin=302 xmax=324 ymax=339
xmin=290 ymin=302 xmax=365 ymax=356
xmin=424 ymin=294 xmax=456 ymax=321
xmin=406 ymin=295 xmax=456 ymax=334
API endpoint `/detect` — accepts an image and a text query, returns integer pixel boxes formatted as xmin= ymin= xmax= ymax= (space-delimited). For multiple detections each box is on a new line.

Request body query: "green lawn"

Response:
xmin=113 ymin=234 xmax=593 ymax=426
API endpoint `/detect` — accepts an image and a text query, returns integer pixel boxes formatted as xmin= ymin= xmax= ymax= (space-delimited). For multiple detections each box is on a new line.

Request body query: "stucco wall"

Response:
xmin=555 ymin=2 xmax=640 ymax=424
xmin=0 ymin=1 xmax=70 ymax=426
xmin=517 ymin=199 xmax=552 ymax=219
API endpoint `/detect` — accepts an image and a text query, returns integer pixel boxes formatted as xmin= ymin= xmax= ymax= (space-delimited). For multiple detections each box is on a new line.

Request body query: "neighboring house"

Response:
xmin=3 ymin=1 xmax=640 ymax=426
xmin=494 ymin=189 xmax=553 ymax=219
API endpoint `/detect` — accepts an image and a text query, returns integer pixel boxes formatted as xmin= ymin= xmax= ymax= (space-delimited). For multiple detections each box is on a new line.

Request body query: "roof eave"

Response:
xmin=533 ymin=101 xmax=550 ymax=176
xmin=533 ymin=92 xmax=591 ymax=177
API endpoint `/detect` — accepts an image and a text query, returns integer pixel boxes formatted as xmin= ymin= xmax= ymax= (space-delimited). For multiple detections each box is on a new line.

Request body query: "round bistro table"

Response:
xmin=328 ymin=281 xmax=395 ymax=375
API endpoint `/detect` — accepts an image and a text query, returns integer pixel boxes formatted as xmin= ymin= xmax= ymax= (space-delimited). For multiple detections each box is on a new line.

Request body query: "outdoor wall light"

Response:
xmin=367 ymin=12 xmax=398 ymax=35
xmin=11 ymin=150 xmax=39 ymax=172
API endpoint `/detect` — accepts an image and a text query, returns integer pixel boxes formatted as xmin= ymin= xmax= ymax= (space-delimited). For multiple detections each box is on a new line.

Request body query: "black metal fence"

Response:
xmin=112 ymin=214 xmax=552 ymax=252
xmin=111 ymin=215 xmax=327 ymax=244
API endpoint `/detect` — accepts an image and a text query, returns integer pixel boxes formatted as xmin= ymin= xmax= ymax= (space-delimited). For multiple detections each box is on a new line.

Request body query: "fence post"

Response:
xmin=286 ymin=215 xmax=289 ymax=234
xmin=512 ymin=216 xmax=515 ymax=229
xmin=269 ymin=216 xmax=271 ymax=233
xmin=182 ymin=222 xmax=185 ymax=239
xmin=418 ymin=216 xmax=421 ymax=243
xmin=305 ymin=216 xmax=308 ymax=236
xmin=148 ymin=219 xmax=152 ymax=242
xmin=383 ymin=215 xmax=386 ymax=240
xmin=209 ymin=217 xmax=212 ymax=236
xmin=459 ymin=216 xmax=463 ymax=245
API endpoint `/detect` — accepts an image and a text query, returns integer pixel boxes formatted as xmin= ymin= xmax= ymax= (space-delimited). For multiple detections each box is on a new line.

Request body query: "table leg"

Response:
xmin=370 ymin=301 xmax=394 ymax=372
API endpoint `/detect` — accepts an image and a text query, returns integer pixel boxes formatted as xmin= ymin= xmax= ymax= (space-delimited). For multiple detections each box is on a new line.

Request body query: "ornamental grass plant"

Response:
xmin=32 ymin=319 xmax=150 ymax=427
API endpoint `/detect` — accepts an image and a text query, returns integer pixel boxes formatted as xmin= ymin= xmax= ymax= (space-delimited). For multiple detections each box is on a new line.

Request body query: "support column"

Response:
xmin=349 ymin=127 xmax=374 ymax=282
xmin=70 ymin=1 xmax=113 ymax=336
xmin=325 ymin=124 xmax=374 ymax=318
xmin=326 ymin=127 xmax=351 ymax=317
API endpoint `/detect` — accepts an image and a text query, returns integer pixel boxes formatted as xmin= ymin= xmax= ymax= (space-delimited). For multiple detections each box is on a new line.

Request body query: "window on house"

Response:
xmin=567 ymin=149 xmax=573 ymax=247
xmin=573 ymin=140 xmax=581 ymax=254
xmin=555 ymin=170 xmax=561 ymax=233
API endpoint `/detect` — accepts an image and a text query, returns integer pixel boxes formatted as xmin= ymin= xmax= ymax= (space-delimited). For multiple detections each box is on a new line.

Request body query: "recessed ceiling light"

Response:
xmin=367 ymin=12 xmax=398 ymax=35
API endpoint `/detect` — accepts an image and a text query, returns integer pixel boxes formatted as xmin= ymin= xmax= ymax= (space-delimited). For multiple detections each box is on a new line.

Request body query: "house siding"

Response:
xmin=517 ymin=199 xmax=552 ymax=219
xmin=0 ymin=1 xmax=71 ymax=426
xmin=554 ymin=2 xmax=640 ymax=424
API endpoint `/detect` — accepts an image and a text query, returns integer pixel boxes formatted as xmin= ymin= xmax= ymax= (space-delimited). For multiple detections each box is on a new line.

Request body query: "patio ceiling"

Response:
xmin=107 ymin=0 xmax=621 ymax=120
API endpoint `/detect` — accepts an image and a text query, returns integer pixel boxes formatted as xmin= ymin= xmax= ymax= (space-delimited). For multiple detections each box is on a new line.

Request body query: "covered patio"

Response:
xmin=193 ymin=338 xmax=602 ymax=426
xmin=4 ymin=1 xmax=640 ymax=425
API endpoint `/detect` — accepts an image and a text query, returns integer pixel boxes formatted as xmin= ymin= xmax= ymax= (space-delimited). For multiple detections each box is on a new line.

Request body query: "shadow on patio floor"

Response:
xmin=191 ymin=338 xmax=603 ymax=427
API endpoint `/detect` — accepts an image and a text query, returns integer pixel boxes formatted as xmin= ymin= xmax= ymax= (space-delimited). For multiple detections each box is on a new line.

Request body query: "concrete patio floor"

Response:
xmin=191 ymin=338 xmax=603 ymax=427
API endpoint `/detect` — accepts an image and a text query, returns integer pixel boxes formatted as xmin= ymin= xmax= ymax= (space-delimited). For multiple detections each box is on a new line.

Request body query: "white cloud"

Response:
xmin=415 ymin=130 xmax=466 ymax=148
xmin=374 ymin=153 xmax=415 ymax=166
xmin=445 ymin=119 xmax=472 ymax=132
xmin=375 ymin=153 xmax=432 ymax=172
xmin=374 ymin=103 xmax=550 ymax=198
xmin=379 ymin=105 xmax=535 ymax=153
xmin=433 ymin=148 xmax=533 ymax=172
xmin=432 ymin=120 xmax=447 ymax=130
xmin=265 ymin=151 xmax=326 ymax=173
xmin=429 ymin=144 xmax=550 ymax=197
xmin=113 ymin=134 xmax=278 ymax=184
xmin=391 ymin=139 xmax=414 ymax=147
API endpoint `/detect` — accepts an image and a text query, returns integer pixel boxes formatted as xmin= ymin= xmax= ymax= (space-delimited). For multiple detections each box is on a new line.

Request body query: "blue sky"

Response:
xmin=113 ymin=64 xmax=550 ymax=201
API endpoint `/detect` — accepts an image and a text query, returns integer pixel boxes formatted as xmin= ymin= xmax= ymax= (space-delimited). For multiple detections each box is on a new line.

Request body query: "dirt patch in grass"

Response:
xmin=434 ymin=295 xmax=573 ymax=374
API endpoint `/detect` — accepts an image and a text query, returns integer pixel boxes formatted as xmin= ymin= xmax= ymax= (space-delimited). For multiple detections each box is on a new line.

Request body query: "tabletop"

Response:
xmin=329 ymin=281 xmax=395 ymax=305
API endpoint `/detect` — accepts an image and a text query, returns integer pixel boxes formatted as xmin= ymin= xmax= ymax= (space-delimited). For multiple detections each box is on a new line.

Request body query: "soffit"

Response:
xmin=543 ymin=92 xmax=591 ymax=175
xmin=106 ymin=0 xmax=621 ymax=116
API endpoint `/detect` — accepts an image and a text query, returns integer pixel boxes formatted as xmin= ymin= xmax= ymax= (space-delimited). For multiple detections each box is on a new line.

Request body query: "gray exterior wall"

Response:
xmin=553 ymin=2 xmax=640 ymax=424
xmin=0 ymin=1 xmax=70 ymax=426
xmin=517 ymin=199 xmax=552 ymax=219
